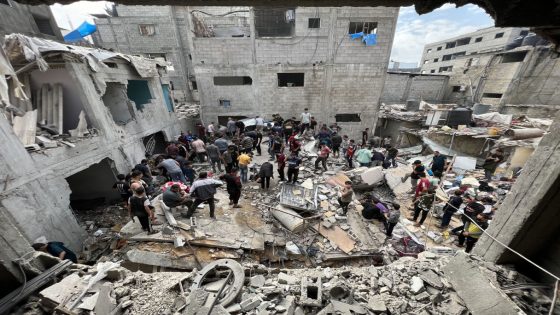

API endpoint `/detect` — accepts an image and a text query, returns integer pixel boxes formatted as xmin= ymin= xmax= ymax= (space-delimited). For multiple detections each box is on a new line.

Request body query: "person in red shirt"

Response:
xmin=415 ymin=172 xmax=430 ymax=199
xmin=277 ymin=152 xmax=286 ymax=181
xmin=290 ymin=138 xmax=302 ymax=156
xmin=315 ymin=144 xmax=332 ymax=171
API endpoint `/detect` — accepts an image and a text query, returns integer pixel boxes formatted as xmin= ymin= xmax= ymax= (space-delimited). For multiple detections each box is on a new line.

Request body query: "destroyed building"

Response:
xmin=0 ymin=34 xmax=182 ymax=292
xmin=93 ymin=5 xmax=399 ymax=138
xmin=0 ymin=1 xmax=62 ymax=44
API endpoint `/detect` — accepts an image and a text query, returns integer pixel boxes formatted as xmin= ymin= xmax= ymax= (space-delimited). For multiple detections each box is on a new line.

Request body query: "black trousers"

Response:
xmin=278 ymin=167 xmax=285 ymax=181
xmin=186 ymin=198 xmax=216 ymax=218
xmin=229 ymin=190 xmax=240 ymax=204
xmin=261 ymin=176 xmax=271 ymax=189
xmin=413 ymin=205 xmax=429 ymax=224
xmin=458 ymin=234 xmax=479 ymax=253
xmin=137 ymin=215 xmax=152 ymax=232
xmin=287 ymin=168 xmax=299 ymax=183
xmin=338 ymin=198 xmax=350 ymax=214
xmin=385 ymin=222 xmax=396 ymax=237
xmin=315 ymin=157 xmax=327 ymax=171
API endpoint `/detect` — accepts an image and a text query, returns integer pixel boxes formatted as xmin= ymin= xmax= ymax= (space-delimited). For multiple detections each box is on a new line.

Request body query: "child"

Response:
xmin=338 ymin=181 xmax=354 ymax=214
xmin=385 ymin=203 xmax=401 ymax=237
xmin=183 ymin=162 xmax=197 ymax=185
xmin=113 ymin=174 xmax=131 ymax=206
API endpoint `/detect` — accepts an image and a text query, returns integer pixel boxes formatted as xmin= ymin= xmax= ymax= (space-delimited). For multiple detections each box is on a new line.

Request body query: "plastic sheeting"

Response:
xmin=348 ymin=32 xmax=377 ymax=46
xmin=63 ymin=21 xmax=98 ymax=42
xmin=473 ymin=112 xmax=513 ymax=125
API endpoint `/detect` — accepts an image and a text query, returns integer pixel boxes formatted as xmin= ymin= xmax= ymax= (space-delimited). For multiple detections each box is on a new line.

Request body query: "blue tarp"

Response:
xmin=349 ymin=32 xmax=377 ymax=46
xmin=64 ymin=21 xmax=97 ymax=42
xmin=362 ymin=34 xmax=377 ymax=46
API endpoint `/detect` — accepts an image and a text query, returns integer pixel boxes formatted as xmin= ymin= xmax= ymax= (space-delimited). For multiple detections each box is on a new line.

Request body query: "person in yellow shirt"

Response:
xmin=457 ymin=213 xmax=490 ymax=253
xmin=238 ymin=152 xmax=252 ymax=183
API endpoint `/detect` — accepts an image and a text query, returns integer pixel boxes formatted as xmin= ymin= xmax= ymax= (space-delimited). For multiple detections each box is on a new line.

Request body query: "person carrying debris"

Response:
xmin=185 ymin=172 xmax=223 ymax=219
xmin=345 ymin=139 xmax=357 ymax=168
xmin=411 ymin=187 xmax=435 ymax=227
xmin=482 ymin=148 xmax=504 ymax=181
xmin=259 ymin=161 xmax=274 ymax=190
xmin=315 ymin=143 xmax=332 ymax=171
xmin=128 ymin=186 xmax=155 ymax=233
xmin=277 ymin=151 xmax=286 ymax=181
xmin=457 ymin=213 xmax=491 ymax=253
xmin=157 ymin=158 xmax=188 ymax=184
xmin=355 ymin=145 xmax=373 ymax=167
xmin=220 ymin=168 xmax=242 ymax=208
xmin=338 ymin=181 xmax=354 ymax=214
xmin=163 ymin=184 xmax=192 ymax=209
xmin=32 ymin=241 xmax=77 ymax=263
xmin=287 ymin=152 xmax=302 ymax=184
xmin=238 ymin=151 xmax=252 ymax=183
xmin=440 ymin=190 xmax=464 ymax=229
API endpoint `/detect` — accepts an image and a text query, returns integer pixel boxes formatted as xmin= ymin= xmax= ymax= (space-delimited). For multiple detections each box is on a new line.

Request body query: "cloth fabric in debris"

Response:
xmin=362 ymin=34 xmax=377 ymax=46
xmin=474 ymin=112 xmax=513 ymax=125
xmin=64 ymin=21 xmax=98 ymax=42
xmin=349 ymin=32 xmax=364 ymax=40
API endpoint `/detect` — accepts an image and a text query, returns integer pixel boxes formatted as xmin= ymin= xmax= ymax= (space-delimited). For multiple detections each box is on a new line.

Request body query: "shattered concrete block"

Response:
xmin=240 ymin=296 xmax=262 ymax=312
xmin=419 ymin=270 xmax=444 ymax=289
xmin=322 ymin=220 xmax=333 ymax=229
xmin=278 ymin=272 xmax=298 ymax=285
xmin=410 ymin=276 xmax=424 ymax=294
xmin=367 ymin=295 xmax=387 ymax=313
xmin=162 ymin=225 xmax=174 ymax=236
xmin=250 ymin=275 xmax=266 ymax=288
xmin=415 ymin=292 xmax=430 ymax=301
xmin=184 ymin=289 xmax=209 ymax=315
xmin=331 ymin=300 xmax=367 ymax=314
xmin=277 ymin=295 xmax=295 ymax=314
xmin=121 ymin=300 xmax=133 ymax=309
xmin=300 ymin=277 xmax=322 ymax=306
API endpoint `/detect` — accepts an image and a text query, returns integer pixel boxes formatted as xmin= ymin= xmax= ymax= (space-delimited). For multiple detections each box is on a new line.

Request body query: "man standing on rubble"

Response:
xmin=289 ymin=136 xmax=302 ymax=156
xmin=287 ymin=152 xmax=302 ymax=184
xmin=411 ymin=188 xmax=435 ymax=227
xmin=452 ymin=201 xmax=486 ymax=235
xmin=331 ymin=132 xmax=342 ymax=158
xmin=191 ymin=136 xmax=207 ymax=162
xmin=440 ymin=190 xmax=464 ymax=229
xmin=227 ymin=117 xmax=237 ymax=138
xmin=482 ymin=148 xmax=504 ymax=181
xmin=300 ymin=108 xmax=311 ymax=133
xmin=255 ymin=115 xmax=265 ymax=132
xmin=277 ymin=151 xmax=286 ymax=181
xmin=362 ymin=128 xmax=369 ymax=146
xmin=315 ymin=143 xmax=332 ymax=172
xmin=207 ymin=121 xmax=216 ymax=137
xmin=238 ymin=151 xmax=252 ymax=183
xmin=338 ymin=181 xmax=354 ymax=214
xmin=220 ymin=168 xmax=242 ymax=208
xmin=371 ymin=149 xmax=385 ymax=167
xmin=457 ymin=213 xmax=490 ymax=253
xmin=345 ymin=139 xmax=357 ymax=168
xmin=385 ymin=146 xmax=399 ymax=168
xmin=430 ymin=151 xmax=446 ymax=177
xmin=241 ymin=133 xmax=254 ymax=154
xmin=206 ymin=142 xmax=223 ymax=173
xmin=128 ymin=186 xmax=155 ymax=233
xmin=214 ymin=133 xmax=229 ymax=154
xmin=185 ymin=172 xmax=223 ymax=219
xmin=401 ymin=160 xmax=425 ymax=193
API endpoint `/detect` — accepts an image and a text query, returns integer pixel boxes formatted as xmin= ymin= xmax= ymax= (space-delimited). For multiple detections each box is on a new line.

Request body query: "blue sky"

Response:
xmin=391 ymin=4 xmax=494 ymax=66
xmin=51 ymin=2 xmax=494 ymax=65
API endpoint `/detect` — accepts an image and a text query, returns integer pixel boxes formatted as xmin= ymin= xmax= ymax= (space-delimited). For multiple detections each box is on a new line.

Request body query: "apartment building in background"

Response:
xmin=0 ymin=0 xmax=63 ymax=43
xmin=420 ymin=27 xmax=528 ymax=74
xmin=93 ymin=5 xmax=399 ymax=138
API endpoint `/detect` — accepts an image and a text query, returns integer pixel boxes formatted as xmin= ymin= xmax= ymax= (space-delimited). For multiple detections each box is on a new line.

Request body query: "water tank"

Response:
xmin=522 ymin=33 xmax=539 ymax=47
xmin=406 ymin=99 xmax=420 ymax=112
xmin=446 ymin=107 xmax=472 ymax=126
xmin=505 ymin=36 xmax=524 ymax=50
xmin=472 ymin=103 xmax=492 ymax=115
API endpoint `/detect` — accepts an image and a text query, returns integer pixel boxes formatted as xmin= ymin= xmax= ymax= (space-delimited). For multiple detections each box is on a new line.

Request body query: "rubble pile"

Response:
xmin=175 ymin=103 xmax=201 ymax=119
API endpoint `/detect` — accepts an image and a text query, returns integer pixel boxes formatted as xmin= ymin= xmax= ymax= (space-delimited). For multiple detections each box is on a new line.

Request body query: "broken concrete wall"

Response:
xmin=374 ymin=118 xmax=423 ymax=146
xmin=380 ymin=72 xmax=448 ymax=104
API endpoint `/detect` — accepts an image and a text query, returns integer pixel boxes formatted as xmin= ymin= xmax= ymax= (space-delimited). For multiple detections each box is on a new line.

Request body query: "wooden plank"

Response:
xmin=312 ymin=224 xmax=356 ymax=254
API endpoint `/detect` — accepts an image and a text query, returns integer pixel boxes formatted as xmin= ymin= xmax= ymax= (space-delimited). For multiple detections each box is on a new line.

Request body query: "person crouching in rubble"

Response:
xmin=457 ymin=213 xmax=491 ymax=253
xmin=360 ymin=195 xmax=386 ymax=225
xmin=32 ymin=241 xmax=78 ymax=263
xmin=220 ymin=168 xmax=242 ymax=208
xmin=163 ymin=184 xmax=192 ymax=209
xmin=128 ymin=186 xmax=155 ymax=234
xmin=337 ymin=181 xmax=354 ymax=215
xmin=185 ymin=172 xmax=223 ymax=219
xmin=411 ymin=188 xmax=435 ymax=227
xmin=259 ymin=161 xmax=274 ymax=190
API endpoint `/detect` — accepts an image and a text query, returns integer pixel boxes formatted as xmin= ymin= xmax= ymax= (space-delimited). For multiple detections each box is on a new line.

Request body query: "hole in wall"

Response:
xmin=103 ymin=82 xmax=135 ymax=125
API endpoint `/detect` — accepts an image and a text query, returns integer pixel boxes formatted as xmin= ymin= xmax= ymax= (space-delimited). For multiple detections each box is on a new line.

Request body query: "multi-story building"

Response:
xmin=420 ymin=27 xmax=528 ymax=74
xmin=93 ymin=5 xmax=399 ymax=138
xmin=0 ymin=0 xmax=63 ymax=43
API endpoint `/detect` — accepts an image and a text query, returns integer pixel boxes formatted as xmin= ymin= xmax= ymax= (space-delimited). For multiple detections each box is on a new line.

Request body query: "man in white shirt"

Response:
xmin=255 ymin=116 xmax=264 ymax=132
xmin=207 ymin=122 xmax=215 ymax=137
xmin=300 ymin=108 xmax=311 ymax=133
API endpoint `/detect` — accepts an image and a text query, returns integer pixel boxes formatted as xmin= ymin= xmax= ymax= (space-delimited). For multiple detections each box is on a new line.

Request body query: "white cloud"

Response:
xmin=432 ymin=3 xmax=457 ymax=12
xmin=51 ymin=1 xmax=111 ymax=30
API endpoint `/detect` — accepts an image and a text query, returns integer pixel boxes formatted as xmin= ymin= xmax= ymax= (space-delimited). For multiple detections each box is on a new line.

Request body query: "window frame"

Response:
xmin=277 ymin=73 xmax=305 ymax=87
xmin=494 ymin=32 xmax=504 ymax=39
xmin=139 ymin=24 xmax=156 ymax=36
xmin=348 ymin=21 xmax=378 ymax=35
xmin=308 ymin=18 xmax=320 ymax=29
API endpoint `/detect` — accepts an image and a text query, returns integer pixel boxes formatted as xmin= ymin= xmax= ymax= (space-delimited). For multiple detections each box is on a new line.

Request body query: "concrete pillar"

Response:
xmin=56 ymin=83 xmax=63 ymax=133
xmin=270 ymin=206 xmax=305 ymax=233
xmin=40 ymin=84 xmax=48 ymax=125
xmin=474 ymin=111 xmax=560 ymax=281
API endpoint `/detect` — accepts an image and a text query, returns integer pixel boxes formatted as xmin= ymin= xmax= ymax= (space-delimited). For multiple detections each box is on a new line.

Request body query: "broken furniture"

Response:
xmin=279 ymin=183 xmax=318 ymax=211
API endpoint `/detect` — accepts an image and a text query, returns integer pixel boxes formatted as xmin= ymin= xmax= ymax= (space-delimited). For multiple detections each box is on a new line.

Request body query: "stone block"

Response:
xmin=278 ymin=272 xmax=298 ymax=285
xmin=300 ymin=277 xmax=322 ymax=306
xmin=367 ymin=295 xmax=387 ymax=313
xmin=410 ymin=276 xmax=424 ymax=294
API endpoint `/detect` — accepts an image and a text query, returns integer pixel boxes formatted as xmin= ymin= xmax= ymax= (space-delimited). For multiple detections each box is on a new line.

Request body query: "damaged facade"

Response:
xmin=0 ymin=34 xmax=181 ymax=291
xmin=93 ymin=5 xmax=399 ymax=138
xmin=0 ymin=1 xmax=62 ymax=44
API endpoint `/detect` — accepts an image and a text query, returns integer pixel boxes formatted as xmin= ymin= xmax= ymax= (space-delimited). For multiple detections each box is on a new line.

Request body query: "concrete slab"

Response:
xmin=126 ymin=249 xmax=197 ymax=270
xmin=443 ymin=252 xmax=523 ymax=315
xmin=361 ymin=166 xmax=384 ymax=185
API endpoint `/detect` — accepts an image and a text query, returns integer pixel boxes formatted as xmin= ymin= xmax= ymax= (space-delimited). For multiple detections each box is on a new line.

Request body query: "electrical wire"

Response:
xmin=190 ymin=9 xmax=250 ymax=17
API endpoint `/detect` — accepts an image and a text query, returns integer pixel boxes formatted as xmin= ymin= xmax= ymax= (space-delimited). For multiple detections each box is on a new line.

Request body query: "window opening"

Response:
xmin=139 ymin=24 xmax=156 ymax=36
xmin=277 ymin=73 xmax=304 ymax=87
xmin=213 ymin=76 xmax=253 ymax=86
xmin=308 ymin=18 xmax=320 ymax=28
xmin=348 ymin=21 xmax=378 ymax=34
